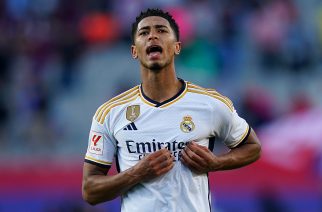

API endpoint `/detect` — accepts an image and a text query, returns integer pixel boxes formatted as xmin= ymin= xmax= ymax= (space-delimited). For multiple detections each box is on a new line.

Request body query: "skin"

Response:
xmin=181 ymin=130 xmax=261 ymax=174
xmin=82 ymin=149 xmax=174 ymax=205
xmin=82 ymin=16 xmax=261 ymax=205
xmin=131 ymin=16 xmax=182 ymax=103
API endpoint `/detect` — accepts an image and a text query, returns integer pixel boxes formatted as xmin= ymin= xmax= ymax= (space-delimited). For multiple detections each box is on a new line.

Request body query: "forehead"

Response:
xmin=137 ymin=16 xmax=171 ymax=30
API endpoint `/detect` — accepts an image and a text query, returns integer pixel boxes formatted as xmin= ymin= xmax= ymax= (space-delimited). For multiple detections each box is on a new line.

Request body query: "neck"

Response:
xmin=140 ymin=65 xmax=181 ymax=103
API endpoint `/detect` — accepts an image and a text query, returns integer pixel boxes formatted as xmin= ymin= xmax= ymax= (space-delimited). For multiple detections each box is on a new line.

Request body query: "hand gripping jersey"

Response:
xmin=85 ymin=79 xmax=250 ymax=212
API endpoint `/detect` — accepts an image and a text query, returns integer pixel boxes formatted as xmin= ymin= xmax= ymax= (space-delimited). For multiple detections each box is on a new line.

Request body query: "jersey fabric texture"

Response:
xmin=85 ymin=79 xmax=250 ymax=212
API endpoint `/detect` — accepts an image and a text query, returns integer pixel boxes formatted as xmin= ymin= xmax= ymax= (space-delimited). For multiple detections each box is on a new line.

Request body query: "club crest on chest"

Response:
xmin=180 ymin=115 xmax=195 ymax=133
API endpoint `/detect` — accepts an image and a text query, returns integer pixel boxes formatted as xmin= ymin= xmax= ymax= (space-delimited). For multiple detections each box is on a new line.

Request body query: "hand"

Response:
xmin=180 ymin=141 xmax=222 ymax=174
xmin=131 ymin=148 xmax=174 ymax=181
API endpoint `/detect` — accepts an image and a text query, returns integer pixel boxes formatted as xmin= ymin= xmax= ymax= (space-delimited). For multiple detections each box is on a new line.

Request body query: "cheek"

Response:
xmin=134 ymin=41 xmax=145 ymax=54
xmin=165 ymin=45 xmax=176 ymax=56
xmin=136 ymin=47 xmax=145 ymax=57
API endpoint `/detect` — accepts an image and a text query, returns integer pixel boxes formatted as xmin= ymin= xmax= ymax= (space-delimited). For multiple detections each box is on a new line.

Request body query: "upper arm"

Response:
xmin=245 ymin=129 xmax=260 ymax=145
xmin=230 ymin=128 xmax=261 ymax=162
xmin=82 ymin=162 xmax=111 ymax=203
xmin=83 ymin=162 xmax=110 ymax=176
xmin=233 ymin=128 xmax=261 ymax=147
xmin=83 ymin=162 xmax=110 ymax=183
xmin=82 ymin=162 xmax=112 ymax=197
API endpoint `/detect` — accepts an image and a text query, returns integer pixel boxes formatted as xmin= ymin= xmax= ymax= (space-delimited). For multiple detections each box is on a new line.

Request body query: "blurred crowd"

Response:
xmin=0 ymin=0 xmax=322 ymax=156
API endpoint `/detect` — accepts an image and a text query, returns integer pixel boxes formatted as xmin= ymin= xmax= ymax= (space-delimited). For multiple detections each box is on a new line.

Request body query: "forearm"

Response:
xmin=83 ymin=149 xmax=174 ymax=205
xmin=82 ymin=165 xmax=142 ymax=205
xmin=212 ymin=128 xmax=262 ymax=171
xmin=214 ymin=142 xmax=261 ymax=171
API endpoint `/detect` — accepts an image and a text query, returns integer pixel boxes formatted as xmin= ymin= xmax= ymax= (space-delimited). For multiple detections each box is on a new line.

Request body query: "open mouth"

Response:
xmin=146 ymin=45 xmax=163 ymax=55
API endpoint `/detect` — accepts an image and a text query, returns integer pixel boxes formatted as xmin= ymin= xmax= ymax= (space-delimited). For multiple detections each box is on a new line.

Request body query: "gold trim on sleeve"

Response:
xmin=85 ymin=155 xmax=113 ymax=165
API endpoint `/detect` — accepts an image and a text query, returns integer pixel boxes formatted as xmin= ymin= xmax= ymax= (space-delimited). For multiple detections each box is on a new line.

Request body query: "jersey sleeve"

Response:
xmin=84 ymin=115 xmax=117 ymax=168
xmin=212 ymin=101 xmax=250 ymax=149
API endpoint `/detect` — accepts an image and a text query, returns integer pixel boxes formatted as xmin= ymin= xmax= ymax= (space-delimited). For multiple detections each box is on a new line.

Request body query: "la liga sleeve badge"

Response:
xmin=89 ymin=131 xmax=104 ymax=155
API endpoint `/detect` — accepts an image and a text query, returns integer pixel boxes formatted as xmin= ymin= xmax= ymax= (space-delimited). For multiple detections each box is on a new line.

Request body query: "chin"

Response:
xmin=142 ymin=61 xmax=163 ymax=72
xmin=149 ymin=63 xmax=163 ymax=71
xmin=141 ymin=60 xmax=169 ymax=72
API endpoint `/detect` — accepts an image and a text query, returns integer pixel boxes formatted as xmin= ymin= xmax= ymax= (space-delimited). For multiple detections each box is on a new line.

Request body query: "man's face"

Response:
xmin=131 ymin=16 xmax=181 ymax=71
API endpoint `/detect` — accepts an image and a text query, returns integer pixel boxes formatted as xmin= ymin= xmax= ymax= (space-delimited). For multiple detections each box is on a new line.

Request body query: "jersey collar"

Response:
xmin=139 ymin=78 xmax=187 ymax=108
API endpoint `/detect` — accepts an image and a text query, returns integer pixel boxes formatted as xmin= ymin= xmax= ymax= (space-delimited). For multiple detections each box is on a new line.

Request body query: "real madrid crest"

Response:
xmin=126 ymin=105 xmax=140 ymax=122
xmin=180 ymin=115 xmax=195 ymax=133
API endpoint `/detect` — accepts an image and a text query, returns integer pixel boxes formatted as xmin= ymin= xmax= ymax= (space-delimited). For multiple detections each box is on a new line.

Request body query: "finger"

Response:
xmin=156 ymin=162 xmax=174 ymax=176
xmin=180 ymin=149 xmax=205 ymax=172
xmin=188 ymin=142 xmax=211 ymax=152
xmin=150 ymin=151 xmax=173 ymax=167
xmin=180 ymin=156 xmax=203 ymax=174
xmin=149 ymin=148 xmax=170 ymax=158
xmin=198 ymin=144 xmax=211 ymax=152
xmin=181 ymin=151 xmax=202 ymax=169
xmin=184 ymin=145 xmax=208 ymax=167
xmin=188 ymin=143 xmax=213 ymax=162
xmin=148 ymin=148 xmax=170 ymax=159
xmin=158 ymin=156 xmax=174 ymax=169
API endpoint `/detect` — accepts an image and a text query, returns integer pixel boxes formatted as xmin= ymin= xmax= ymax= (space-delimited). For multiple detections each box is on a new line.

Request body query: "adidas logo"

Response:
xmin=123 ymin=122 xmax=138 ymax=131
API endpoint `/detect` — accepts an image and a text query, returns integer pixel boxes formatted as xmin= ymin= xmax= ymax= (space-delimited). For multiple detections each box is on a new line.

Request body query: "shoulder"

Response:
xmin=94 ymin=85 xmax=140 ymax=124
xmin=186 ymin=81 xmax=234 ymax=112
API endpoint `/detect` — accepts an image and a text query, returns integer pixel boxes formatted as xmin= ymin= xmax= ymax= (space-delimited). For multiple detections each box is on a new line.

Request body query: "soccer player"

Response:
xmin=82 ymin=8 xmax=261 ymax=212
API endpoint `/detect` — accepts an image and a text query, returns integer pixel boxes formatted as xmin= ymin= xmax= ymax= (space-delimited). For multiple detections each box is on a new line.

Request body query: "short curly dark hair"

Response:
xmin=131 ymin=8 xmax=180 ymax=44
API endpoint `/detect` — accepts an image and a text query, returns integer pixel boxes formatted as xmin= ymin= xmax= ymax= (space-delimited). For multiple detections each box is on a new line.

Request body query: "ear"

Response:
xmin=131 ymin=45 xmax=138 ymax=59
xmin=174 ymin=42 xmax=182 ymax=55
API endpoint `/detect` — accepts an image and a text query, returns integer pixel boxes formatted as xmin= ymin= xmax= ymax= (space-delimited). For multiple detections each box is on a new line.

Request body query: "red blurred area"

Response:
xmin=79 ymin=13 xmax=120 ymax=44
xmin=1 ymin=155 xmax=319 ymax=195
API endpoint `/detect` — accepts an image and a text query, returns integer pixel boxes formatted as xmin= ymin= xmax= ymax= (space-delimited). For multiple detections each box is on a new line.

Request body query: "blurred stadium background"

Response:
xmin=0 ymin=0 xmax=322 ymax=211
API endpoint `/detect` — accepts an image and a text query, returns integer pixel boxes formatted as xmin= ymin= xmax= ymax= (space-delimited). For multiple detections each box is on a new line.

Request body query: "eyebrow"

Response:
xmin=138 ymin=25 xmax=169 ymax=32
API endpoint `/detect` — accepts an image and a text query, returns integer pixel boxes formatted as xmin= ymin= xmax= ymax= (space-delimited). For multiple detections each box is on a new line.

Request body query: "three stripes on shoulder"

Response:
xmin=95 ymin=86 xmax=139 ymax=124
xmin=123 ymin=122 xmax=138 ymax=131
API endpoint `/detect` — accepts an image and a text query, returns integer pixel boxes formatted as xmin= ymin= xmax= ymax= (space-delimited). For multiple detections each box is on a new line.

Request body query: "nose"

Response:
xmin=148 ymin=30 xmax=159 ymax=41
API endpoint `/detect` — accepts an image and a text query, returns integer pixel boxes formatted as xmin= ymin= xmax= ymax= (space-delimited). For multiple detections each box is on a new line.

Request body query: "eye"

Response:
xmin=139 ymin=31 xmax=148 ymax=36
xmin=158 ymin=29 xmax=167 ymax=33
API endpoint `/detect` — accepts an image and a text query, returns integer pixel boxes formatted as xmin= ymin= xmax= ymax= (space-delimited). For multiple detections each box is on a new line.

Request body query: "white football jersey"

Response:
xmin=85 ymin=79 xmax=250 ymax=212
